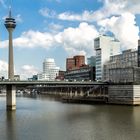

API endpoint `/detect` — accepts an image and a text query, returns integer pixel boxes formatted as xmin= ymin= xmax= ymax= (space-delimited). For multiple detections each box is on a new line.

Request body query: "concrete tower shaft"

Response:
xmin=4 ymin=9 xmax=16 ymax=80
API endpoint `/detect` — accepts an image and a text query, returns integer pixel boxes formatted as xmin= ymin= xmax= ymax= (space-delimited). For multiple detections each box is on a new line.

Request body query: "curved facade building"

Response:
xmin=38 ymin=58 xmax=60 ymax=81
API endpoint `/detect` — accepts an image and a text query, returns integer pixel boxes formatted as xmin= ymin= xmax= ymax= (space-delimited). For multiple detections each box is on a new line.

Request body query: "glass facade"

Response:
xmin=94 ymin=35 xmax=121 ymax=81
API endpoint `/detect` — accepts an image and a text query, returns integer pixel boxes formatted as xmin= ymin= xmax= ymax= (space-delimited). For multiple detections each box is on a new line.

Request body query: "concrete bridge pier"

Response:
xmin=70 ymin=88 xmax=73 ymax=98
xmin=74 ymin=90 xmax=78 ymax=97
xmin=6 ymin=85 xmax=16 ymax=111
xmin=80 ymin=88 xmax=83 ymax=97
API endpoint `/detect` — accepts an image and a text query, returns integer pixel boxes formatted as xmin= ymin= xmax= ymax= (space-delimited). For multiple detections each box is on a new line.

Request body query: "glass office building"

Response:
xmin=94 ymin=35 xmax=121 ymax=81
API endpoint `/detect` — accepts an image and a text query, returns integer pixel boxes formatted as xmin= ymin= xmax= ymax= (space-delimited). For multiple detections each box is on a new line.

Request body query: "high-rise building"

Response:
xmin=66 ymin=58 xmax=75 ymax=71
xmin=38 ymin=58 xmax=60 ymax=81
xmin=66 ymin=55 xmax=85 ymax=71
xmin=138 ymin=40 xmax=140 ymax=67
xmin=74 ymin=55 xmax=85 ymax=68
xmin=87 ymin=56 xmax=96 ymax=67
xmin=94 ymin=35 xmax=121 ymax=81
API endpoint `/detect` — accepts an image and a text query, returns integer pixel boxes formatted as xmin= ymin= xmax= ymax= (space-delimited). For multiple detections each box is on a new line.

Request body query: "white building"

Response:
xmin=38 ymin=58 xmax=60 ymax=81
xmin=94 ymin=35 xmax=121 ymax=81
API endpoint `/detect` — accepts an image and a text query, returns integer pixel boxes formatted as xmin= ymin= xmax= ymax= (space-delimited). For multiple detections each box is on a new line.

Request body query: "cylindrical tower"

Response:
xmin=4 ymin=10 xmax=16 ymax=80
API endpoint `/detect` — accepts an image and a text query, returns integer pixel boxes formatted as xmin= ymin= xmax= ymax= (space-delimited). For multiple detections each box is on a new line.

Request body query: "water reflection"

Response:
xmin=0 ymin=96 xmax=140 ymax=140
xmin=6 ymin=111 xmax=16 ymax=140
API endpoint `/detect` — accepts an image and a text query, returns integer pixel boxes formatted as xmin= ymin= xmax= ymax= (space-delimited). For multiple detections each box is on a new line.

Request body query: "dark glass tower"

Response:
xmin=4 ymin=9 xmax=16 ymax=80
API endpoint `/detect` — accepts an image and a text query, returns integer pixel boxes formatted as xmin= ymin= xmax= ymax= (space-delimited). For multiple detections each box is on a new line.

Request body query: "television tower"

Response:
xmin=4 ymin=7 xmax=16 ymax=80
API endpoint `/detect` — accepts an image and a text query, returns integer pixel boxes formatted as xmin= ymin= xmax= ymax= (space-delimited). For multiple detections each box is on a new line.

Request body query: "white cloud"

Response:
xmin=0 ymin=30 xmax=54 ymax=49
xmin=38 ymin=1 xmax=140 ymax=51
xmin=39 ymin=8 xmax=56 ymax=18
xmin=56 ymin=1 xmax=127 ymax=22
xmin=56 ymin=22 xmax=99 ymax=56
xmin=18 ymin=65 xmax=39 ymax=80
xmin=5 ymin=30 xmax=55 ymax=49
xmin=104 ymin=0 xmax=140 ymax=14
xmin=39 ymin=0 xmax=140 ymax=23
xmin=15 ymin=14 xmax=23 ymax=23
xmin=58 ymin=12 xmax=82 ymax=21
xmin=0 ymin=60 xmax=8 ymax=78
xmin=58 ymin=11 xmax=97 ymax=22
xmin=39 ymin=1 xmax=126 ymax=22
xmin=48 ymin=23 xmax=63 ymax=33
xmin=95 ymin=0 xmax=140 ymax=18
xmin=0 ymin=61 xmax=39 ymax=79
xmin=0 ymin=22 xmax=99 ymax=56
xmin=95 ymin=0 xmax=140 ymax=49
xmin=98 ymin=12 xmax=139 ymax=49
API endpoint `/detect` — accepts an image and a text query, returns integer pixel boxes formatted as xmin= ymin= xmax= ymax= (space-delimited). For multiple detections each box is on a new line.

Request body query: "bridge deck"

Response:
xmin=0 ymin=81 xmax=107 ymax=86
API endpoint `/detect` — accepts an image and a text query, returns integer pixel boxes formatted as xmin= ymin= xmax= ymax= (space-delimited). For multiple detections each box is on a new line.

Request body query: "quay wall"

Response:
xmin=108 ymin=85 xmax=140 ymax=105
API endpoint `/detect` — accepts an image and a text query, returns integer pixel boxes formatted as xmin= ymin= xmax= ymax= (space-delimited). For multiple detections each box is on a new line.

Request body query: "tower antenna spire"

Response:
xmin=8 ymin=0 xmax=12 ymax=17
xmin=9 ymin=5 xmax=12 ymax=18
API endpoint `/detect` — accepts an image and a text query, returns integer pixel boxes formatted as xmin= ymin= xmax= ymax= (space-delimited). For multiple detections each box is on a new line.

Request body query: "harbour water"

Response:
xmin=0 ymin=95 xmax=140 ymax=140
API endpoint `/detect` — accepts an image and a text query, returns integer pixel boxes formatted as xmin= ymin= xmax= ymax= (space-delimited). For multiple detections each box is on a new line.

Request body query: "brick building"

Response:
xmin=66 ymin=55 xmax=85 ymax=71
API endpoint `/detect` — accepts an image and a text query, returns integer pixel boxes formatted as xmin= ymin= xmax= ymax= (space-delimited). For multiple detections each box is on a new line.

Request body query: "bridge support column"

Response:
xmin=6 ymin=85 xmax=16 ymax=111
xmin=74 ymin=90 xmax=78 ymax=97
xmin=70 ymin=89 xmax=73 ymax=98
xmin=80 ymin=88 xmax=83 ymax=97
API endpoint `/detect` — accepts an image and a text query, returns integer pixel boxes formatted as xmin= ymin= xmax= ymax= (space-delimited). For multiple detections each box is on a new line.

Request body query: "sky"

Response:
xmin=0 ymin=0 xmax=140 ymax=79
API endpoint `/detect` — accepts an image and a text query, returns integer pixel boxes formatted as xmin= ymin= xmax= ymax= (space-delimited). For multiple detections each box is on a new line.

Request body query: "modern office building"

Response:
xmin=66 ymin=55 xmax=85 ymax=71
xmin=87 ymin=56 xmax=96 ymax=67
xmin=108 ymin=67 xmax=140 ymax=83
xmin=104 ymin=48 xmax=139 ymax=83
xmin=64 ymin=66 xmax=95 ymax=81
xmin=110 ymin=49 xmax=137 ymax=68
xmin=38 ymin=58 xmax=60 ymax=81
xmin=94 ymin=35 xmax=121 ymax=81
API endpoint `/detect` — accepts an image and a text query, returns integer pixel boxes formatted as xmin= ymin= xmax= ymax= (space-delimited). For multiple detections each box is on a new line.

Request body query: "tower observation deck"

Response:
xmin=5 ymin=10 xmax=16 ymax=29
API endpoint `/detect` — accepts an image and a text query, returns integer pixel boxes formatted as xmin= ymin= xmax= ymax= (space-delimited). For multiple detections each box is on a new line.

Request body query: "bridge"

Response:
xmin=0 ymin=81 xmax=108 ymax=110
xmin=0 ymin=80 xmax=105 ymax=86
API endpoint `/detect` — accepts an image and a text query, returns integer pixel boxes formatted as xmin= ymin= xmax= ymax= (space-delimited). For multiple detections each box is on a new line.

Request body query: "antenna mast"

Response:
xmin=8 ymin=0 xmax=13 ymax=17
